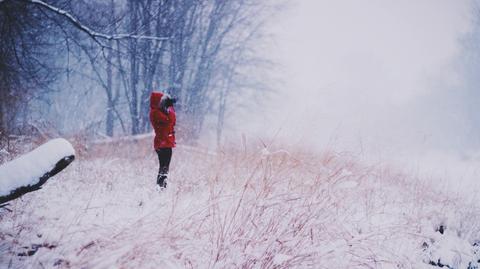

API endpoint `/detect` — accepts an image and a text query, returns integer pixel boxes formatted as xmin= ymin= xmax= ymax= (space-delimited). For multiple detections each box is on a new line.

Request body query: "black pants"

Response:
xmin=156 ymin=148 xmax=172 ymax=177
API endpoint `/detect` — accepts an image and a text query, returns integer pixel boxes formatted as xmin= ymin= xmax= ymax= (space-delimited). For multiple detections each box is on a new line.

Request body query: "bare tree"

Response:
xmin=0 ymin=0 xmax=63 ymax=136
xmin=0 ymin=0 xmax=277 ymax=143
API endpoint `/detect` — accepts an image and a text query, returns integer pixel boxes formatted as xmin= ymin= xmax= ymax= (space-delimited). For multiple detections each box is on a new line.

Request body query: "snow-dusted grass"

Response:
xmin=1 ymin=138 xmax=479 ymax=268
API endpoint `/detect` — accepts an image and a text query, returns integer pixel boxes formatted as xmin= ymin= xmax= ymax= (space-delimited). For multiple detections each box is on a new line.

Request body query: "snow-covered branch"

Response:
xmin=0 ymin=139 xmax=75 ymax=204
xmin=23 ymin=0 xmax=169 ymax=43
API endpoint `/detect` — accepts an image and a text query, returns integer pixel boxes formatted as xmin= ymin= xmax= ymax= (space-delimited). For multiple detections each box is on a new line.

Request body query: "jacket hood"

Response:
xmin=150 ymin=91 xmax=163 ymax=109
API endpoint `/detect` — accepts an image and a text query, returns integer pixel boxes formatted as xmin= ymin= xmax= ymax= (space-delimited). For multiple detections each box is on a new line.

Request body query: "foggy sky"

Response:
xmin=251 ymin=0 xmax=475 ymax=157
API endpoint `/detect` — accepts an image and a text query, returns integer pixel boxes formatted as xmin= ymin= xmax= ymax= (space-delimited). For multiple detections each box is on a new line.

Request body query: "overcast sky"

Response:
xmin=246 ymin=0 xmax=476 ymax=158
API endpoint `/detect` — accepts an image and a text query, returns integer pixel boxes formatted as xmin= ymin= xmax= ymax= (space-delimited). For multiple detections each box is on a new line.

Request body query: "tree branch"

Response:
xmin=0 ymin=155 xmax=75 ymax=205
xmin=21 ymin=0 xmax=170 ymax=44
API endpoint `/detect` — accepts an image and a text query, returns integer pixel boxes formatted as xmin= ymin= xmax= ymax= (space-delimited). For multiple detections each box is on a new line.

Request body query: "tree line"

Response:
xmin=0 ymin=0 xmax=275 ymax=144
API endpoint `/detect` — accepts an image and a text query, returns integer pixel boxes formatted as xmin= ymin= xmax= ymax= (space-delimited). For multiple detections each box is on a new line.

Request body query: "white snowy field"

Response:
xmin=1 ymin=138 xmax=479 ymax=268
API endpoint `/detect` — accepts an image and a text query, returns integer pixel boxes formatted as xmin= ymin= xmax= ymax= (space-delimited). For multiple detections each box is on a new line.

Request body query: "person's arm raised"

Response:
xmin=152 ymin=109 xmax=170 ymax=124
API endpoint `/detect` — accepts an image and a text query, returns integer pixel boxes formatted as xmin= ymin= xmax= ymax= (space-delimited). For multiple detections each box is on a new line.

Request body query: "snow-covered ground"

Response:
xmin=0 ymin=138 xmax=479 ymax=268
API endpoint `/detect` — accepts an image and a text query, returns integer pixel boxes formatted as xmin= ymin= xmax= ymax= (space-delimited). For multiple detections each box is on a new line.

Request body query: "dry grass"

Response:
xmin=0 ymin=137 xmax=479 ymax=268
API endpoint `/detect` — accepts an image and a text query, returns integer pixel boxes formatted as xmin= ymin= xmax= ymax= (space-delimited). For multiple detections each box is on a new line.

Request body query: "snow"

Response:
xmin=0 ymin=138 xmax=75 ymax=197
xmin=0 ymin=148 xmax=9 ymax=156
xmin=0 ymin=138 xmax=479 ymax=268
xmin=420 ymin=220 xmax=480 ymax=268
xmin=273 ymin=253 xmax=292 ymax=265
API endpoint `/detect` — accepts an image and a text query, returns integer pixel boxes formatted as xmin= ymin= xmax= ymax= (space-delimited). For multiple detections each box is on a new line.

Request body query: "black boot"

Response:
xmin=157 ymin=174 xmax=167 ymax=189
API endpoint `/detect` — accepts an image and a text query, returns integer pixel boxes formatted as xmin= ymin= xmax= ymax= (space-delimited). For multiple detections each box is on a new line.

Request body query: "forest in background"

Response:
xmin=0 ymin=0 xmax=276 ymax=145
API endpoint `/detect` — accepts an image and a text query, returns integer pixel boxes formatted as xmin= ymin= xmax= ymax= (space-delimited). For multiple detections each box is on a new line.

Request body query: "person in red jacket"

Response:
xmin=149 ymin=91 xmax=176 ymax=189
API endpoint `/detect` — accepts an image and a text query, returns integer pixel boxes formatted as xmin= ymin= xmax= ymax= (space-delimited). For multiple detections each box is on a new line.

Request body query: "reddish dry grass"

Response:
xmin=1 ymin=136 xmax=479 ymax=268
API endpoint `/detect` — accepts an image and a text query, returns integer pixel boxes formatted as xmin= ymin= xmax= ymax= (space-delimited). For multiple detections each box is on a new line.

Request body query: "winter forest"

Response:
xmin=0 ymin=0 xmax=272 ymax=144
xmin=2 ymin=0 xmax=480 ymax=268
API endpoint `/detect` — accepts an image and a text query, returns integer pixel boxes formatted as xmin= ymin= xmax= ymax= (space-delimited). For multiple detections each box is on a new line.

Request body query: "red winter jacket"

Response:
xmin=149 ymin=92 xmax=176 ymax=149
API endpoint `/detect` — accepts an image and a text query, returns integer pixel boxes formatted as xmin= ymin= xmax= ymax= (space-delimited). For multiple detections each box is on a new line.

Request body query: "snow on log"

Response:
xmin=0 ymin=138 xmax=75 ymax=204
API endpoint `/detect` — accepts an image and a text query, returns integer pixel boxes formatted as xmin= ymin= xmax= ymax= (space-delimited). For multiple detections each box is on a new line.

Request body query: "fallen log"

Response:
xmin=0 ymin=138 xmax=75 ymax=205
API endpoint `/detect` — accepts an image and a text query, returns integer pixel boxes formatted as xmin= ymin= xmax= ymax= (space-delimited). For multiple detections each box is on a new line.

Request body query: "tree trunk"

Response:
xmin=216 ymin=89 xmax=226 ymax=147
xmin=128 ymin=0 xmax=139 ymax=135
xmin=106 ymin=42 xmax=114 ymax=137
